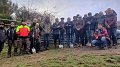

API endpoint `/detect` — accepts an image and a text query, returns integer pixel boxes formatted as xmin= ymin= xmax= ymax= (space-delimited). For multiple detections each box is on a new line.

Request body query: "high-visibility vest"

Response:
xmin=16 ymin=25 xmax=30 ymax=37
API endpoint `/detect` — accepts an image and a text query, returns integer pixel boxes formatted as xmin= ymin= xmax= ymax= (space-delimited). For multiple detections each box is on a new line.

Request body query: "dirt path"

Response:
xmin=1 ymin=46 xmax=120 ymax=67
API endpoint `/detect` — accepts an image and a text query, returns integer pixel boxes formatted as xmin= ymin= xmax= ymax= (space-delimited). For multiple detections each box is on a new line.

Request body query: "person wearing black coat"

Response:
xmin=0 ymin=22 xmax=6 ymax=53
xmin=7 ymin=22 xmax=18 ymax=58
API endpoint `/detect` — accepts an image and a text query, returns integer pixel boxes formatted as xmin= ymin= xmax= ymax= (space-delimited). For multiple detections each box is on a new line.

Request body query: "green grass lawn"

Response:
xmin=39 ymin=55 xmax=120 ymax=67
xmin=1 ymin=46 xmax=120 ymax=67
xmin=14 ymin=54 xmax=120 ymax=67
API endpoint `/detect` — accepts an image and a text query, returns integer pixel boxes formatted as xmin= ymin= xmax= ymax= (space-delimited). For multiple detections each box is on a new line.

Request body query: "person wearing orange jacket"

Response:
xmin=16 ymin=21 xmax=30 ymax=55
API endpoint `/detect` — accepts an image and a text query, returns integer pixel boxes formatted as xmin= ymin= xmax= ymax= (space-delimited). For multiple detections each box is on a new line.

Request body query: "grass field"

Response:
xmin=1 ymin=46 xmax=120 ymax=67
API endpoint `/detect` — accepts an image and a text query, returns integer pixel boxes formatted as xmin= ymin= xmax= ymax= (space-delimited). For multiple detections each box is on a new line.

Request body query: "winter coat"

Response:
xmin=105 ymin=14 xmax=117 ymax=28
xmin=7 ymin=27 xmax=17 ymax=40
xmin=64 ymin=21 xmax=74 ymax=35
xmin=93 ymin=28 xmax=110 ymax=41
xmin=85 ymin=16 xmax=97 ymax=30
xmin=0 ymin=28 xmax=6 ymax=42
xmin=52 ymin=22 xmax=60 ymax=35
xmin=16 ymin=25 xmax=30 ymax=37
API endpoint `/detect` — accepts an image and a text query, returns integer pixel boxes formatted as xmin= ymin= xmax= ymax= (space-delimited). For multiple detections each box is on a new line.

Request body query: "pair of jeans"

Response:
xmin=66 ymin=34 xmax=74 ymax=47
xmin=107 ymin=28 xmax=117 ymax=45
xmin=86 ymin=30 xmax=94 ymax=43
xmin=53 ymin=34 xmax=60 ymax=48
xmin=92 ymin=36 xmax=108 ymax=47
xmin=60 ymin=33 xmax=64 ymax=46
xmin=44 ymin=34 xmax=50 ymax=50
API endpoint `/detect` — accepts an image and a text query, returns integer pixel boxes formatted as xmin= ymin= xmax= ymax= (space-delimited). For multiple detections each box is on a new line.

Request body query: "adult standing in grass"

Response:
xmin=105 ymin=8 xmax=117 ymax=48
xmin=52 ymin=18 xmax=60 ymax=48
xmin=86 ymin=12 xmax=97 ymax=46
xmin=42 ymin=17 xmax=52 ymax=50
xmin=59 ymin=18 xmax=65 ymax=47
xmin=30 ymin=23 xmax=42 ymax=53
xmin=64 ymin=17 xmax=74 ymax=48
xmin=83 ymin=14 xmax=89 ymax=46
xmin=7 ymin=22 xmax=18 ymax=58
xmin=0 ymin=21 xmax=6 ymax=53
xmin=75 ymin=16 xmax=85 ymax=47
xmin=72 ymin=16 xmax=78 ymax=47
xmin=16 ymin=21 xmax=31 ymax=54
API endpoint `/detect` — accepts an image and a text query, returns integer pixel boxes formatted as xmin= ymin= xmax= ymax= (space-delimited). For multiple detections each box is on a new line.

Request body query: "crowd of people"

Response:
xmin=0 ymin=8 xmax=118 ymax=58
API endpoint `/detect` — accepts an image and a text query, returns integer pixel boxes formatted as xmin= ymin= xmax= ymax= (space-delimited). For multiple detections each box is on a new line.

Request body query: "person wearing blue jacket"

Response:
xmin=64 ymin=17 xmax=74 ymax=47
xmin=85 ymin=12 xmax=97 ymax=46
xmin=52 ymin=18 xmax=60 ymax=48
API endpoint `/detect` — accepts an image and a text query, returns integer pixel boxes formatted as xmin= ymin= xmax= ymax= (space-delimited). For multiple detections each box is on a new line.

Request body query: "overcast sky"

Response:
xmin=11 ymin=0 xmax=120 ymax=21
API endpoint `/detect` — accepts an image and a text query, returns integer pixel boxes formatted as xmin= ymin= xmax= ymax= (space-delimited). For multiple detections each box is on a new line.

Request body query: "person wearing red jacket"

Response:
xmin=16 ymin=21 xmax=30 ymax=54
xmin=92 ymin=23 xmax=110 ymax=49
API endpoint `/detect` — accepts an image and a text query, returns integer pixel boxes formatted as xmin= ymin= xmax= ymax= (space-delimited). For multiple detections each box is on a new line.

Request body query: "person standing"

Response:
xmin=83 ymin=14 xmax=89 ymax=46
xmin=97 ymin=11 xmax=106 ymax=24
xmin=30 ymin=23 xmax=42 ymax=53
xmin=59 ymin=18 xmax=65 ymax=47
xmin=72 ymin=16 xmax=78 ymax=46
xmin=64 ymin=17 xmax=74 ymax=47
xmin=7 ymin=22 xmax=18 ymax=58
xmin=16 ymin=21 xmax=30 ymax=54
xmin=86 ymin=12 xmax=97 ymax=46
xmin=0 ymin=22 xmax=6 ymax=53
xmin=42 ymin=17 xmax=51 ymax=50
xmin=105 ymin=8 xmax=117 ymax=48
xmin=52 ymin=18 xmax=60 ymax=48
xmin=75 ymin=16 xmax=85 ymax=47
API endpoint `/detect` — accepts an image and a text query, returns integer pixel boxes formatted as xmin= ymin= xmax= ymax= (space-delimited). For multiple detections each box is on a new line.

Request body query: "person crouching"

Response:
xmin=92 ymin=23 xmax=110 ymax=49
